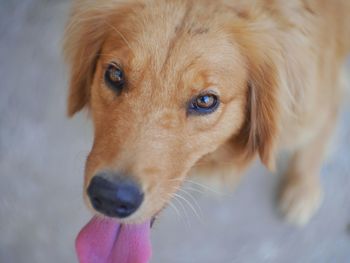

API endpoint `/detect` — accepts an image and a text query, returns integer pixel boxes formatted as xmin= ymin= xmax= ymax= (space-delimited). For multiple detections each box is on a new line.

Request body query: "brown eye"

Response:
xmin=188 ymin=92 xmax=219 ymax=115
xmin=196 ymin=95 xmax=215 ymax=108
xmin=105 ymin=63 xmax=125 ymax=94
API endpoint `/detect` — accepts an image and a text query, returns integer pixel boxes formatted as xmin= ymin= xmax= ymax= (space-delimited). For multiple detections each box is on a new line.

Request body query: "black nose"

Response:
xmin=87 ymin=173 xmax=144 ymax=218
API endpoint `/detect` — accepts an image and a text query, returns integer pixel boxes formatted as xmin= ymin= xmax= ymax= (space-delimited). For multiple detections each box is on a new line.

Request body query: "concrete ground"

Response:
xmin=0 ymin=1 xmax=349 ymax=262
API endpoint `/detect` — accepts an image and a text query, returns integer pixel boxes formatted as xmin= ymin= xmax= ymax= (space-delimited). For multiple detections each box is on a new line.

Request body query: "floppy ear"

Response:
xmin=63 ymin=1 xmax=142 ymax=116
xmin=230 ymin=20 xmax=281 ymax=171
xmin=243 ymin=60 xmax=279 ymax=171
xmin=63 ymin=12 xmax=101 ymax=117
xmin=63 ymin=4 xmax=109 ymax=116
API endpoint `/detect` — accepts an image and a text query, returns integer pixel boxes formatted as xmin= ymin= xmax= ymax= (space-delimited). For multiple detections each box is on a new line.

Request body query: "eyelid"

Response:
xmin=195 ymin=89 xmax=219 ymax=97
xmin=102 ymin=60 xmax=123 ymax=70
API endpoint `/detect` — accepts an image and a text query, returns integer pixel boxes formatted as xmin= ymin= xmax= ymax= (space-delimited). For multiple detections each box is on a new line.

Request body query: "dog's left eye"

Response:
xmin=104 ymin=63 xmax=125 ymax=94
xmin=188 ymin=92 xmax=219 ymax=115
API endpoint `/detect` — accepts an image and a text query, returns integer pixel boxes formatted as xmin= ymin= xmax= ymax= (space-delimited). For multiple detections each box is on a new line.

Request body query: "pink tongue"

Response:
xmin=76 ymin=216 xmax=152 ymax=263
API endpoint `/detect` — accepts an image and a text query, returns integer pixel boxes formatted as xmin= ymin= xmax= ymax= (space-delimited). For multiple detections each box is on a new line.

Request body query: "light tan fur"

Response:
xmin=64 ymin=0 xmax=350 ymax=225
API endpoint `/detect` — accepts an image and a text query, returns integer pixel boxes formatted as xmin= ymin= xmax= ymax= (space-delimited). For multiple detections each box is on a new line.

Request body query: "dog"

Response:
xmin=63 ymin=0 xmax=350 ymax=262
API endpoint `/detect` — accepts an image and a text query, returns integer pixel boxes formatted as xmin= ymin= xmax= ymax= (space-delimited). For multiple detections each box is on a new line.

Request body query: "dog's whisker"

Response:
xmin=182 ymin=185 xmax=206 ymax=195
xmin=183 ymin=179 xmax=225 ymax=196
xmin=160 ymin=197 xmax=181 ymax=220
xmin=173 ymin=193 xmax=202 ymax=223
xmin=168 ymin=194 xmax=192 ymax=228
xmin=167 ymin=200 xmax=181 ymax=219
xmin=168 ymin=192 xmax=191 ymax=227
xmin=168 ymin=177 xmax=215 ymax=195
xmin=177 ymin=188 xmax=204 ymax=219
xmin=185 ymin=183 xmax=226 ymax=197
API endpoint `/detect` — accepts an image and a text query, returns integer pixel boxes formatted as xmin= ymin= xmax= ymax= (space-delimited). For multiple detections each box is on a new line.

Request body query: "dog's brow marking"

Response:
xmin=188 ymin=27 xmax=209 ymax=35
xmin=131 ymin=56 xmax=152 ymax=92
xmin=104 ymin=20 xmax=133 ymax=54
xmin=160 ymin=3 xmax=193 ymax=74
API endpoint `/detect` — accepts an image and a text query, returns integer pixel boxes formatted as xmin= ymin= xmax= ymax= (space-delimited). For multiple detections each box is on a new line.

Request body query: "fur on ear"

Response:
xmin=239 ymin=63 xmax=279 ymax=171
xmin=63 ymin=1 xmax=138 ymax=116
xmin=230 ymin=16 xmax=281 ymax=171
xmin=63 ymin=3 xmax=107 ymax=116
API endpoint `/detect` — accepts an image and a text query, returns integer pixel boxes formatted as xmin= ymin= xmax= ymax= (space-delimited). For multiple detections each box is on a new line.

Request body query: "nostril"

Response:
xmin=87 ymin=174 xmax=144 ymax=218
xmin=119 ymin=205 xmax=128 ymax=211
xmin=92 ymin=197 xmax=102 ymax=208
xmin=116 ymin=204 xmax=130 ymax=214
xmin=113 ymin=183 xmax=144 ymax=218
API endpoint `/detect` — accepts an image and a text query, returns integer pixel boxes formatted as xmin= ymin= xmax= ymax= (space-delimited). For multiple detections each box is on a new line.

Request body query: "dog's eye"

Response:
xmin=188 ymin=92 xmax=219 ymax=115
xmin=104 ymin=64 xmax=125 ymax=94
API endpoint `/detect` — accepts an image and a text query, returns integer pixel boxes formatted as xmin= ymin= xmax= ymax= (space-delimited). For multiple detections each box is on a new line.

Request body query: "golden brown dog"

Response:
xmin=64 ymin=0 xmax=350 ymax=233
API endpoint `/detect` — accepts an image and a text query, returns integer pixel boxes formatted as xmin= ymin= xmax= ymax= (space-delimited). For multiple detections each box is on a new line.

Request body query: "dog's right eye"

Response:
xmin=104 ymin=64 xmax=125 ymax=94
xmin=187 ymin=92 xmax=220 ymax=115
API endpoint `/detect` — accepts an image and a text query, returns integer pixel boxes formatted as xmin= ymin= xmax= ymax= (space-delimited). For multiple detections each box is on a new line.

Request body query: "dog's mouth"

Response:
xmin=75 ymin=215 xmax=157 ymax=263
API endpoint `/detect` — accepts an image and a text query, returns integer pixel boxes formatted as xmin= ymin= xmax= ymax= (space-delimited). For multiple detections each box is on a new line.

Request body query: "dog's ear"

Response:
xmin=243 ymin=61 xmax=279 ymax=171
xmin=231 ymin=21 xmax=280 ymax=171
xmin=63 ymin=2 xmax=138 ymax=116
xmin=63 ymin=4 xmax=107 ymax=116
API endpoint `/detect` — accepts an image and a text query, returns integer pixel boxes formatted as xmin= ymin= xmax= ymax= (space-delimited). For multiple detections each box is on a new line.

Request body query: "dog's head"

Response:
xmin=64 ymin=0 xmax=280 ymax=224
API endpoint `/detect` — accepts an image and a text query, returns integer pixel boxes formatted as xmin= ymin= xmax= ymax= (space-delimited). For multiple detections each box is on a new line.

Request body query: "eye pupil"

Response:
xmin=196 ymin=95 xmax=215 ymax=108
xmin=200 ymin=96 xmax=210 ymax=104
xmin=109 ymin=67 xmax=123 ymax=82
xmin=105 ymin=63 xmax=125 ymax=93
xmin=188 ymin=92 xmax=219 ymax=115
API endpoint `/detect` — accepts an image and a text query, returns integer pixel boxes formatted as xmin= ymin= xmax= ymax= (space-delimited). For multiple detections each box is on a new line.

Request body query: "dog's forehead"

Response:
xmin=103 ymin=1 xmax=239 ymax=75
xmin=98 ymin=0 xmax=247 ymax=102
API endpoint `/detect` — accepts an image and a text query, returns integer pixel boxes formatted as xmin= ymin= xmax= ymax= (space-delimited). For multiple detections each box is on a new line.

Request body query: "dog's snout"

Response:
xmin=87 ymin=173 xmax=144 ymax=218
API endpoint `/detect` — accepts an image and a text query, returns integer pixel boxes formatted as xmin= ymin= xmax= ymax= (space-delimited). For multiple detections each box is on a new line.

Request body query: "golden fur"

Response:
xmin=64 ymin=0 xmax=350 ymax=225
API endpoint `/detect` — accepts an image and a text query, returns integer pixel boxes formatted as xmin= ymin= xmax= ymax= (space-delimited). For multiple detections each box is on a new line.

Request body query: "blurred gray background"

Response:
xmin=0 ymin=0 xmax=350 ymax=262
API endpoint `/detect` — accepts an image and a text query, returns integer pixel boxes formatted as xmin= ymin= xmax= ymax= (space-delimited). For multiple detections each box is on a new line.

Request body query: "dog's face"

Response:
xmin=64 ymin=0 xmax=279 ymax=223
